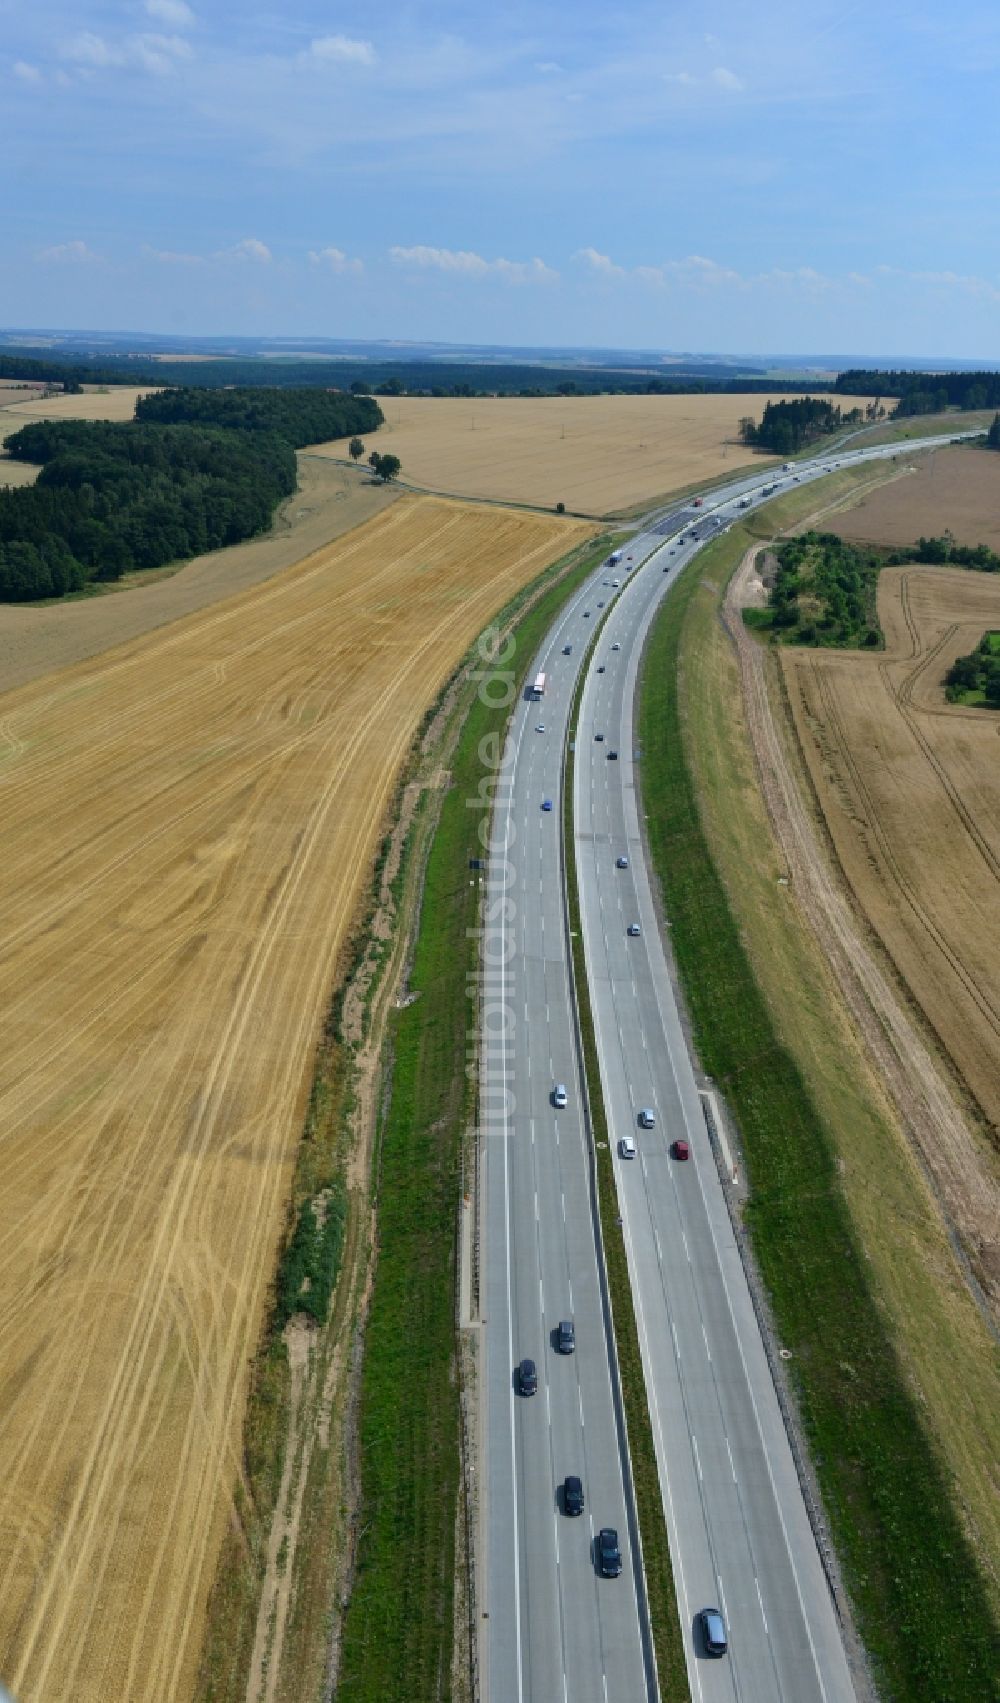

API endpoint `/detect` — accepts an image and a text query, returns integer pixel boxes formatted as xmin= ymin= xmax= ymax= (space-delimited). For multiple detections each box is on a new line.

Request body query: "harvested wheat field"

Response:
xmin=310 ymin=391 xmax=879 ymax=517
xmin=826 ymin=445 xmax=1000 ymax=551
xmin=0 ymin=383 xmax=160 ymax=426
xmin=783 ymin=563 xmax=1000 ymax=1158
xmin=0 ymin=494 xmax=593 ymax=1703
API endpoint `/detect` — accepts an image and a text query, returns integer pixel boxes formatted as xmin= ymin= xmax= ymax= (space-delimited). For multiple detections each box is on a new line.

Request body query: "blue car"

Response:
xmin=542 ymin=799 xmax=553 ymax=812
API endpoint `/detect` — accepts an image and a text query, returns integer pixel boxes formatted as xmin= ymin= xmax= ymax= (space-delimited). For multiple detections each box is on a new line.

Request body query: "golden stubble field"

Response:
xmin=310 ymin=391 xmax=880 ymax=516
xmin=783 ymin=565 xmax=1000 ymax=1200
xmin=0 ymin=494 xmax=593 ymax=1703
xmin=826 ymin=445 xmax=1000 ymax=550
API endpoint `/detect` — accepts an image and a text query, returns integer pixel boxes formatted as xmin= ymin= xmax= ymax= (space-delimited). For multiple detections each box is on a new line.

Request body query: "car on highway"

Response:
xmin=698 ymin=1607 xmax=727 ymax=1656
xmin=607 ymin=750 xmax=618 ymax=760
xmin=611 ymin=578 xmax=620 ymax=586
xmin=541 ymin=798 xmax=553 ymax=811
xmin=672 ymin=1138 xmax=690 ymax=1161
xmin=638 ymin=1108 xmax=656 ymax=1129
xmin=597 ymin=1527 xmax=622 ymax=1577
xmin=594 ymin=731 xmax=604 ymax=741
xmin=619 ymin=1135 xmax=636 ymax=1160
xmin=597 ymin=665 xmax=605 ymax=673
xmin=552 ymin=1083 xmax=568 ymax=1108
xmin=557 ymin=1319 xmax=576 ymax=1353
xmin=597 ymin=600 xmax=605 ymax=607
xmin=611 ymin=642 xmax=621 ymax=651
xmin=535 ymin=723 xmax=545 ymax=732
xmin=627 ymin=923 xmax=641 ymax=937
xmin=583 ymin=610 xmax=591 ymax=617
xmin=518 ymin=1358 xmax=537 ymax=1396
xmin=616 ymin=856 xmax=629 ymax=869
xmin=563 ymin=1475 xmax=585 ymax=1516
xmin=563 ymin=644 xmax=572 ymax=654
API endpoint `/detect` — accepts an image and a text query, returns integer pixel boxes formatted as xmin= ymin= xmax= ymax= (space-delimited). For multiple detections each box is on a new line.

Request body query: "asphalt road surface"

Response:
xmin=482 ymin=432 xmax=968 ymax=1702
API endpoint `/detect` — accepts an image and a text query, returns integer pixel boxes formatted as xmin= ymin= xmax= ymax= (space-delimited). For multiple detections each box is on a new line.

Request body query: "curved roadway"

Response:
xmin=481 ymin=432 xmax=970 ymax=1703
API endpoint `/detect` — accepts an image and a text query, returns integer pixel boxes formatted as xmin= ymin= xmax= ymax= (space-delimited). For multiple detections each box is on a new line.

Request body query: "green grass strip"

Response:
xmin=637 ymin=540 xmax=1000 ymax=1701
xmin=564 ymin=663 xmax=691 ymax=1701
xmin=336 ymin=532 xmax=614 ymax=1701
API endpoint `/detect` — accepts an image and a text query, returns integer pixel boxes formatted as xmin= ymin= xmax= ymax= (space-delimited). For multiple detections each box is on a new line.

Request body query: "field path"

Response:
xmin=0 ymin=495 xmax=593 ymax=1703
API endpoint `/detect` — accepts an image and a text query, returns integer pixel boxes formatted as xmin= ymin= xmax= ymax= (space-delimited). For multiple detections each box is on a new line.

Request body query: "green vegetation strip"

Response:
xmin=564 ymin=652 xmax=691 ymax=1702
xmin=336 ymin=532 xmax=613 ymax=1701
xmin=637 ymin=534 xmax=999 ymax=1701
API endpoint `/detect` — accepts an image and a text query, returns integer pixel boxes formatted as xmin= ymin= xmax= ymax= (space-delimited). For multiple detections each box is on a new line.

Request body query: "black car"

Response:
xmin=518 ymin=1358 xmax=537 ymax=1396
xmin=597 ymin=1527 xmax=622 ymax=1577
xmin=563 ymin=1475 xmax=585 ymax=1516
xmin=557 ymin=1319 xmax=576 ymax=1354
xmin=607 ymin=750 xmax=618 ymax=760
xmin=698 ymin=1607 xmax=727 ymax=1656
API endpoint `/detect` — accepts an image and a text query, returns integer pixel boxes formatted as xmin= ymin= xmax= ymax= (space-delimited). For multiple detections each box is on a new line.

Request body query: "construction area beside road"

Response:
xmin=0 ymin=493 xmax=592 ymax=1703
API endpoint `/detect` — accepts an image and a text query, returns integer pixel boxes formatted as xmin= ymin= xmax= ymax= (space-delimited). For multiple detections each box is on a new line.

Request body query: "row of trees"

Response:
xmin=987 ymin=412 xmax=1000 ymax=448
xmin=887 ymin=533 xmax=1000 ymax=573
xmin=0 ymin=421 xmax=296 ymax=601
xmin=135 ymin=386 xmax=383 ymax=446
xmin=738 ymin=397 xmax=862 ymax=455
xmin=945 ymin=633 xmax=1000 ymax=706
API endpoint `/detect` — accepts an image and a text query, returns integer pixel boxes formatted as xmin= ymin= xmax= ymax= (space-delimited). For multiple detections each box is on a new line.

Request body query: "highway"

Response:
xmin=481 ymin=431 xmax=968 ymax=1702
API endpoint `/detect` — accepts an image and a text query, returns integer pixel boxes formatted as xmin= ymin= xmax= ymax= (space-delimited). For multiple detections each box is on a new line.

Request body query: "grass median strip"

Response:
xmin=336 ymin=531 xmax=613 ymax=1701
xmin=637 ymin=522 xmax=999 ymax=1701
xmin=564 ymin=627 xmax=691 ymax=1702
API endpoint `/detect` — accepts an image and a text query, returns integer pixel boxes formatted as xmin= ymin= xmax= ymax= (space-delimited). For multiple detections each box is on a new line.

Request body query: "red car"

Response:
xmin=672 ymin=1139 xmax=690 ymax=1161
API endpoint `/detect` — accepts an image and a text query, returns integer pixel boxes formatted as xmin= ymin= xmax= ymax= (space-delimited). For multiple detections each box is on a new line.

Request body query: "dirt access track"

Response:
xmin=310 ymin=391 xmax=880 ymax=518
xmin=778 ymin=565 xmax=1000 ymax=1298
xmin=0 ymin=494 xmax=594 ymax=1703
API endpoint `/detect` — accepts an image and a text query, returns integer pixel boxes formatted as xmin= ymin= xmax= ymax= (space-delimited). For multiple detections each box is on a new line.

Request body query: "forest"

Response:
xmin=0 ymin=421 xmax=296 ymax=601
xmin=835 ymin=369 xmax=1000 ymax=413
xmin=134 ymin=386 xmax=382 ymax=445
xmin=0 ymin=346 xmax=837 ymax=399
xmin=738 ymin=397 xmax=858 ymax=455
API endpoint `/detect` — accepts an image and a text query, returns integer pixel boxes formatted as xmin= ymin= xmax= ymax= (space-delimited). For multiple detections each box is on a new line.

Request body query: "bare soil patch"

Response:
xmin=779 ymin=566 xmax=1000 ymax=1281
xmin=0 ymin=459 xmax=400 ymax=693
xmin=309 ymin=391 xmax=879 ymax=518
xmin=0 ymin=494 xmax=593 ymax=1703
xmin=825 ymin=445 xmax=1000 ymax=550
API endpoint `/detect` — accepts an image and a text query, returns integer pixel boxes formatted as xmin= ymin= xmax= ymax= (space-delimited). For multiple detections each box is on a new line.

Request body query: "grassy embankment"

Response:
xmin=637 ymin=474 xmax=1000 ymax=1700
xmin=335 ymin=530 xmax=615 ymax=1701
xmin=563 ymin=647 xmax=690 ymax=1701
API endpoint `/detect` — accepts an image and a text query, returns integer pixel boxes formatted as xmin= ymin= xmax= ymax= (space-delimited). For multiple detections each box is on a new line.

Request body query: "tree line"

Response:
xmin=835 ymin=369 xmax=1000 ymax=414
xmin=135 ymin=386 xmax=382 ymax=446
xmin=738 ymin=397 xmax=863 ymax=455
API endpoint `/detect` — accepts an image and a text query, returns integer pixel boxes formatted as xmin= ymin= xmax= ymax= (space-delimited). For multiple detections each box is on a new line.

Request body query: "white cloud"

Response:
xmin=132 ymin=33 xmax=192 ymax=74
xmin=308 ymin=35 xmax=376 ymax=67
xmin=144 ymin=0 xmax=195 ymax=25
xmin=574 ymin=247 xmax=626 ymax=280
xmin=60 ymin=32 xmax=124 ymax=68
xmin=38 ymin=239 xmax=103 ymax=263
xmin=59 ymin=27 xmax=191 ymax=76
xmin=217 ymin=237 xmax=272 ymax=263
xmin=141 ymin=243 xmax=205 ymax=265
xmin=308 ymin=246 xmax=364 ymax=275
xmin=13 ymin=60 xmax=42 ymax=83
xmin=390 ymin=245 xmax=557 ymax=284
xmin=666 ymin=66 xmax=745 ymax=91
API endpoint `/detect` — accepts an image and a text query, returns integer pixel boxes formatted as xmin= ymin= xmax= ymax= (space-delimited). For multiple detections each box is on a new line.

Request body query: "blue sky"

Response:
xmin=3 ymin=0 xmax=1000 ymax=356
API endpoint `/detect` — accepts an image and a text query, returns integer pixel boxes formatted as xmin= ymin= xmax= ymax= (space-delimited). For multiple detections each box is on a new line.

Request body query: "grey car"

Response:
xmin=557 ymin=1319 xmax=576 ymax=1354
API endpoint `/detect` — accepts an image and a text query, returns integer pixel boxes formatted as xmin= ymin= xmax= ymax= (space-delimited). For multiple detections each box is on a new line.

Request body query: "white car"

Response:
xmin=535 ymin=723 xmax=545 ymax=732
xmin=638 ymin=1108 xmax=656 ymax=1129
xmin=627 ymin=923 xmax=641 ymax=937
xmin=619 ymin=1136 xmax=637 ymax=1160
xmin=553 ymin=1084 xmax=568 ymax=1109
xmin=611 ymin=643 xmax=621 ymax=652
